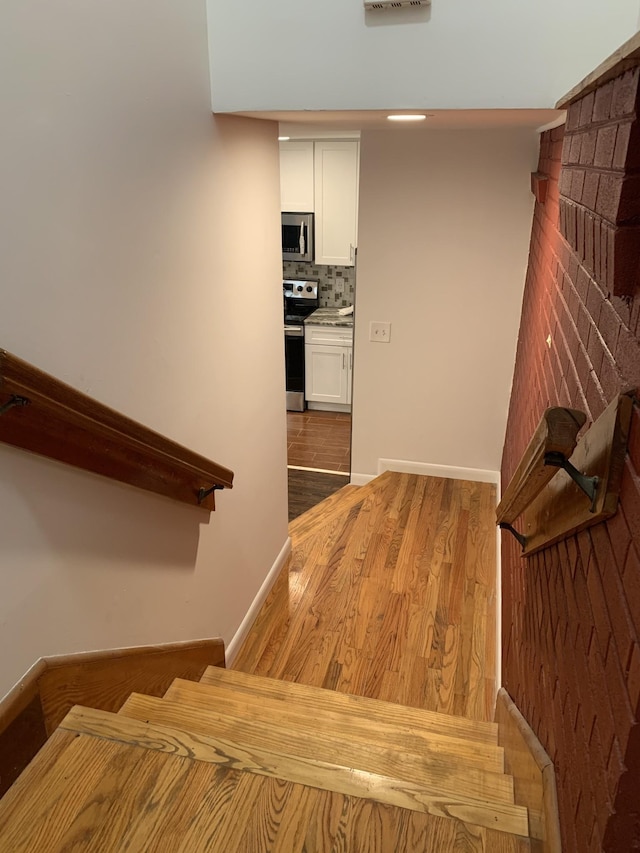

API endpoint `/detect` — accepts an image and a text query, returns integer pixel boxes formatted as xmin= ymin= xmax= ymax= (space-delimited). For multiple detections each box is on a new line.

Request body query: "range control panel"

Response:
xmin=283 ymin=279 xmax=319 ymax=301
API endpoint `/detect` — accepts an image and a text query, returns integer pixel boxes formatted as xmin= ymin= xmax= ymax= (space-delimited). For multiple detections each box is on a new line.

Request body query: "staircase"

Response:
xmin=0 ymin=472 xmax=539 ymax=850
xmin=0 ymin=664 xmax=530 ymax=851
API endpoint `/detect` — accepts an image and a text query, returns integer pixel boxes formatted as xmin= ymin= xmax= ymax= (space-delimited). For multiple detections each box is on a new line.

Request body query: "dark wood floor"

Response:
xmin=287 ymin=411 xmax=351 ymax=473
xmin=288 ymin=468 xmax=349 ymax=521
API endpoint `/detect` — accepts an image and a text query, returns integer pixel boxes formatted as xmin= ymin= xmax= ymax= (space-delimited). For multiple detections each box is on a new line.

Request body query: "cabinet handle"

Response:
xmin=349 ymin=352 xmax=352 ymax=370
xmin=343 ymin=353 xmax=346 ymax=369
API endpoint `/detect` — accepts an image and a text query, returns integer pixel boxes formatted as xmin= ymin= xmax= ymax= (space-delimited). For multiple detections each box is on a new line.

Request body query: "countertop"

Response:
xmin=304 ymin=308 xmax=354 ymax=328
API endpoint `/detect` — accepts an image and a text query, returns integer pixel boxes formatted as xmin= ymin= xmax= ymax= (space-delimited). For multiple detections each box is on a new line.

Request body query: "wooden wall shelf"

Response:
xmin=0 ymin=349 xmax=233 ymax=511
xmin=498 ymin=394 xmax=633 ymax=556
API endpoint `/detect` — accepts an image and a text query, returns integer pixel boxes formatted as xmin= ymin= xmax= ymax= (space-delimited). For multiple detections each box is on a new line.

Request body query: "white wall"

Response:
xmin=351 ymin=128 xmax=538 ymax=479
xmin=207 ymin=0 xmax=639 ymax=112
xmin=0 ymin=1 xmax=287 ymax=696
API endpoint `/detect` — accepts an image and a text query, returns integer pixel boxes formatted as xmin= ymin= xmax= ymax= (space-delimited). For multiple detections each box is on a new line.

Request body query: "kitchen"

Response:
xmin=279 ymin=135 xmax=359 ymax=518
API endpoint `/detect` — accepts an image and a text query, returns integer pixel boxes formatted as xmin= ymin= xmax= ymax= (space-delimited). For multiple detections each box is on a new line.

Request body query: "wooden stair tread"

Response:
xmin=200 ymin=665 xmax=499 ymax=744
xmin=118 ymin=692 xmax=515 ymax=808
xmin=66 ymin=704 xmax=529 ymax=839
xmin=0 ymin=707 xmax=531 ymax=849
xmin=164 ymin=677 xmax=505 ymax=773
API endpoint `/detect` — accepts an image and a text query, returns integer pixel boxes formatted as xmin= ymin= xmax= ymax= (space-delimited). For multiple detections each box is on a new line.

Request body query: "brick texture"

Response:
xmin=558 ymin=67 xmax=640 ymax=298
xmin=502 ymin=83 xmax=640 ymax=852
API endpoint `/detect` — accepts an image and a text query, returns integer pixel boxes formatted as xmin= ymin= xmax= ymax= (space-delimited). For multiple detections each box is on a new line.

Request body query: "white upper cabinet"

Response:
xmin=279 ymin=139 xmax=360 ymax=267
xmin=313 ymin=140 xmax=359 ymax=267
xmin=280 ymin=141 xmax=315 ymax=213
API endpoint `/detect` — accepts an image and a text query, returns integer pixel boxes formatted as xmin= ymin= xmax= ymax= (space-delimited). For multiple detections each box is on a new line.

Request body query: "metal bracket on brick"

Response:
xmin=544 ymin=452 xmax=599 ymax=512
xmin=499 ymin=522 xmax=527 ymax=550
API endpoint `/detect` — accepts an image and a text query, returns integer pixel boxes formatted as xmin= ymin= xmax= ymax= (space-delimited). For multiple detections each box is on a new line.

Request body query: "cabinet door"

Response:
xmin=305 ymin=344 xmax=349 ymax=405
xmin=314 ymin=141 xmax=359 ymax=266
xmin=280 ymin=141 xmax=314 ymax=213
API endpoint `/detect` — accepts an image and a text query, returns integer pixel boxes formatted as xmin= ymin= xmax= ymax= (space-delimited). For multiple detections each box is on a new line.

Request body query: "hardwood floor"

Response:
xmin=288 ymin=468 xmax=350 ymax=521
xmin=234 ymin=471 xmax=498 ymax=722
xmin=0 ymin=471 xmax=534 ymax=851
xmin=287 ymin=410 xmax=351 ymax=473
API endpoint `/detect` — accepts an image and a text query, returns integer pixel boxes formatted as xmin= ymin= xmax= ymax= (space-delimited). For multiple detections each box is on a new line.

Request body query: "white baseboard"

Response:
xmin=350 ymin=472 xmax=375 ymax=486
xmin=225 ymin=537 xmax=291 ymax=666
xmin=495 ymin=476 xmax=502 ymax=694
xmin=377 ymin=458 xmax=500 ymax=485
xmin=307 ymin=402 xmax=352 ymax=413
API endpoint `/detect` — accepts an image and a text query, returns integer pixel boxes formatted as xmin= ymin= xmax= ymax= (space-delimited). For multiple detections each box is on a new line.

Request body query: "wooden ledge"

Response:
xmin=0 ymin=349 xmax=233 ymax=511
xmin=556 ymin=30 xmax=640 ymax=108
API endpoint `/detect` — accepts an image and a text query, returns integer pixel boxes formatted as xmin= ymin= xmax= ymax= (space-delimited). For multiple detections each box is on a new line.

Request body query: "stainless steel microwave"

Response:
xmin=282 ymin=212 xmax=314 ymax=263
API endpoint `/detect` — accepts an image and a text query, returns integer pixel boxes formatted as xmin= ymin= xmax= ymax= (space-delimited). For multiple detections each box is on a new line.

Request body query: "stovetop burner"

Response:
xmin=283 ymin=279 xmax=319 ymax=325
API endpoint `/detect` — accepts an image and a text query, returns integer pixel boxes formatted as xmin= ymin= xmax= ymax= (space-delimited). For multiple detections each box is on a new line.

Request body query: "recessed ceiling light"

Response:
xmin=278 ymin=136 xmax=291 ymax=141
xmin=387 ymin=114 xmax=428 ymax=122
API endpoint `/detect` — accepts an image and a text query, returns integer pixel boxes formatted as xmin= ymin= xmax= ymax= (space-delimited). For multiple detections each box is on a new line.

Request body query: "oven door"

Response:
xmin=285 ymin=325 xmax=305 ymax=412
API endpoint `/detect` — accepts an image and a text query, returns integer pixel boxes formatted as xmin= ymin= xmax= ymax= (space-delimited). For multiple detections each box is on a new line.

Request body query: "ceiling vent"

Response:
xmin=364 ymin=0 xmax=430 ymax=8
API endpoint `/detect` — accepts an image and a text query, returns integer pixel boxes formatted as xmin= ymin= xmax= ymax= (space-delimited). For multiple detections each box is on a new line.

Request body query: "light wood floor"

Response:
xmin=287 ymin=410 xmax=351 ymax=473
xmin=0 ymin=472 xmax=532 ymax=852
xmin=234 ymin=470 xmax=498 ymax=722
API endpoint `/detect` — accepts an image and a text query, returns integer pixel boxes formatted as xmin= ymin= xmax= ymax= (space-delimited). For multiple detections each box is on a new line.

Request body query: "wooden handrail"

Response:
xmin=498 ymin=394 xmax=633 ymax=555
xmin=496 ymin=407 xmax=586 ymax=526
xmin=0 ymin=349 xmax=233 ymax=511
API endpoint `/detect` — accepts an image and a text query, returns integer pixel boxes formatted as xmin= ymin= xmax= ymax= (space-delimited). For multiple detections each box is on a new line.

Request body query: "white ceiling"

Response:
xmin=233 ymin=109 xmax=565 ymax=138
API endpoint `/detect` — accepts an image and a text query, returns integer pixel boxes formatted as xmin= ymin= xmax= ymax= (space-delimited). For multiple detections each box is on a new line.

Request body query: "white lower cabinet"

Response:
xmin=305 ymin=326 xmax=353 ymax=410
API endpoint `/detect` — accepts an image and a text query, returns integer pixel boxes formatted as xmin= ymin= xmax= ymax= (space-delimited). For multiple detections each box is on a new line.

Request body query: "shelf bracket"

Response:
xmin=0 ymin=395 xmax=30 ymax=417
xmin=544 ymin=451 xmax=599 ymax=511
xmin=499 ymin=522 xmax=527 ymax=550
xmin=198 ymin=484 xmax=224 ymax=505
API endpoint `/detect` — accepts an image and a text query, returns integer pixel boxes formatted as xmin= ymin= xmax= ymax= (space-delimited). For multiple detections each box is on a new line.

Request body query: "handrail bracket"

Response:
xmin=0 ymin=395 xmax=30 ymax=417
xmin=198 ymin=484 xmax=225 ymax=505
xmin=544 ymin=451 xmax=599 ymax=511
xmin=499 ymin=523 xmax=527 ymax=550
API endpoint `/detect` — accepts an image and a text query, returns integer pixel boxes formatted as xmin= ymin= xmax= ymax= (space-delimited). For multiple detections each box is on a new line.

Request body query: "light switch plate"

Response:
xmin=370 ymin=321 xmax=391 ymax=343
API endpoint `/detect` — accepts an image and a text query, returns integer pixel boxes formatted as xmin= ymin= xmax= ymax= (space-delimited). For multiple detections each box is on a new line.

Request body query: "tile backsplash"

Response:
xmin=283 ymin=262 xmax=355 ymax=308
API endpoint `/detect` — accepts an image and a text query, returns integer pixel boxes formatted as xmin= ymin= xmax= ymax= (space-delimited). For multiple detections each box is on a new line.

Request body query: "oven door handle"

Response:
xmin=284 ymin=325 xmax=304 ymax=337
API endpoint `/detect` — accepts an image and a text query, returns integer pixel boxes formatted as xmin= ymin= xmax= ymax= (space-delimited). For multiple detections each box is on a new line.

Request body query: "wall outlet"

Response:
xmin=334 ymin=280 xmax=343 ymax=296
xmin=370 ymin=321 xmax=391 ymax=343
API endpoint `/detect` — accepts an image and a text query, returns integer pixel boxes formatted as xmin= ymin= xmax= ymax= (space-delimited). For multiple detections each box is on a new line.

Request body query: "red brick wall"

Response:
xmin=501 ymin=70 xmax=640 ymax=852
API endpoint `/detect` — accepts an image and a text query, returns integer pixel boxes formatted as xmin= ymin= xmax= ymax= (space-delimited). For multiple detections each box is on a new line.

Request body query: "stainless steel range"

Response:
xmin=284 ymin=279 xmax=319 ymax=412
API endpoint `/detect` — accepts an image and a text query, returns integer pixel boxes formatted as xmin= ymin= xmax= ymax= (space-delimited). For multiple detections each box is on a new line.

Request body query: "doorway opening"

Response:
xmin=287 ymin=411 xmax=351 ymax=521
